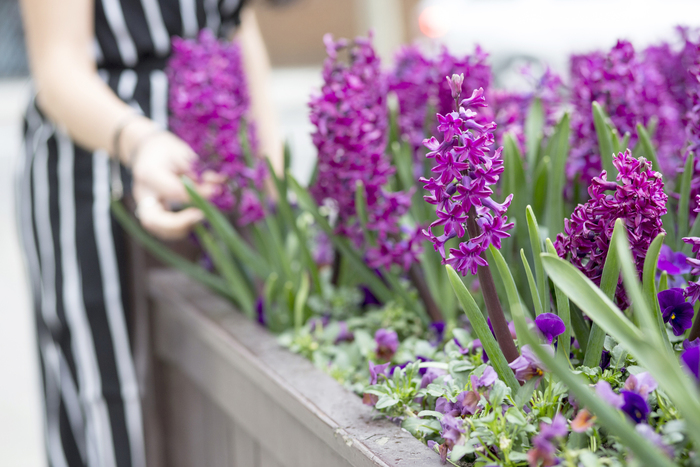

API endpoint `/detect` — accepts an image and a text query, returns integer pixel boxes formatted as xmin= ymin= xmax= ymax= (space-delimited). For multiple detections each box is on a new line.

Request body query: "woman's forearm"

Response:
xmin=238 ymin=8 xmax=283 ymax=174
xmin=21 ymin=0 xmax=158 ymax=164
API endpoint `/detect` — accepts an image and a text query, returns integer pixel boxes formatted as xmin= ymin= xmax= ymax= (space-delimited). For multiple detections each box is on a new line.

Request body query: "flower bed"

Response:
xmin=115 ymin=27 xmax=700 ymax=467
xmin=147 ymin=269 xmax=443 ymax=467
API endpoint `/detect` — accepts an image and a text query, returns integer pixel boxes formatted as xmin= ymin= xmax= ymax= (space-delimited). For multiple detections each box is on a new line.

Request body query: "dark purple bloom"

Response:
xmin=430 ymin=322 xmax=446 ymax=346
xmin=167 ymin=30 xmax=267 ymax=224
xmin=368 ymin=361 xmax=391 ymax=385
xmin=685 ymin=280 xmax=700 ymax=304
xmin=375 ymin=329 xmax=399 ymax=361
xmin=681 ymin=345 xmax=700 ymax=382
xmin=658 ymin=288 xmax=695 ymax=336
xmin=255 ymin=298 xmax=266 ymax=326
xmin=508 ymin=345 xmax=549 ymax=382
xmin=535 ymin=313 xmax=566 ymax=344
xmin=555 ymin=150 xmax=667 ymax=309
xmin=568 ymin=40 xmax=686 ymax=185
xmin=620 ymin=390 xmax=650 ymax=424
xmin=658 ymin=245 xmax=691 ymax=275
xmin=600 ymin=349 xmax=611 ymax=370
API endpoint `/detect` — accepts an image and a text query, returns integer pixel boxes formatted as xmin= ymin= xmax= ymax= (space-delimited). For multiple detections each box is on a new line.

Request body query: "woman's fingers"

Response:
xmin=135 ymin=193 xmax=204 ymax=240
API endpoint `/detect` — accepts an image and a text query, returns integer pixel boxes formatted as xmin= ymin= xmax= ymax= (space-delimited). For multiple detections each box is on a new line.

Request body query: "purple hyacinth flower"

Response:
xmin=471 ymin=366 xmax=497 ymax=391
xmin=658 ymin=288 xmax=695 ymax=336
xmin=681 ymin=345 xmax=700 ymax=382
xmin=446 ymin=73 xmax=465 ymax=101
xmin=375 ymin=329 xmax=399 ymax=361
xmin=620 ymin=390 xmax=650 ymax=424
xmin=535 ymin=313 xmax=566 ymax=344
xmin=368 ymin=361 xmax=390 ymax=385
xmin=508 ymin=345 xmax=549 ymax=382
xmin=685 ymin=280 xmax=700 ymax=305
xmin=658 ymin=245 xmax=691 ymax=275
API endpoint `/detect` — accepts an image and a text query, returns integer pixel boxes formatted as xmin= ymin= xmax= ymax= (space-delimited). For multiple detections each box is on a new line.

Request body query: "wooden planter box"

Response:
xmin=146 ymin=270 xmax=443 ymax=467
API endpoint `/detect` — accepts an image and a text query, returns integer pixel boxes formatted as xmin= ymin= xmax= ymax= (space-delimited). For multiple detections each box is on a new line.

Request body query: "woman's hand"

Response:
xmin=127 ymin=122 xmax=222 ymax=240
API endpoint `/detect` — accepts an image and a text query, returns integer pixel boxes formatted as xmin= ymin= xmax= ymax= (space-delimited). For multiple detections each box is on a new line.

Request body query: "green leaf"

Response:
xmin=489 ymin=245 xmax=533 ymax=339
xmin=659 ymin=271 xmax=669 ymax=292
xmin=515 ymin=377 xmax=538 ymax=409
xmin=545 ymin=239 xmax=571 ymax=359
xmin=293 ymin=273 xmax=310 ymax=331
xmin=183 ymin=178 xmax=270 ymax=278
xmin=613 ymin=223 xmax=665 ymax=349
xmin=642 ymin=234 xmax=671 ymax=350
xmin=541 ymin=252 xmax=700 ymax=448
xmin=636 ymin=123 xmax=663 ymax=182
xmin=678 ymin=153 xmax=695 ymax=249
xmin=532 ymin=156 xmax=550 ymax=221
xmin=447 ymin=266 xmax=520 ymax=393
xmin=521 ymin=249 xmax=544 ymax=316
xmin=194 ymin=224 xmax=255 ymax=318
xmin=264 ymin=158 xmax=321 ymax=293
xmin=592 ymin=102 xmax=616 ymax=177
xmin=525 ymin=97 xmax=544 ymax=170
xmin=287 ymin=172 xmax=394 ymax=303
xmin=526 ymin=206 xmax=549 ymax=312
xmin=111 ymin=201 xmax=236 ymax=301
xmin=375 ymin=396 xmax=400 ymax=410
xmin=546 ymin=113 xmax=570 ymax=237
xmin=516 ymin=323 xmax=677 ymax=467
xmin=503 ymin=133 xmax=528 ymax=252
xmin=583 ymin=219 xmax=623 ymax=367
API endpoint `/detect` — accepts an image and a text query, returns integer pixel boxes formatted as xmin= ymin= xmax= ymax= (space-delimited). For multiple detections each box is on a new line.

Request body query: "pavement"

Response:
xmin=0 ymin=67 xmax=320 ymax=466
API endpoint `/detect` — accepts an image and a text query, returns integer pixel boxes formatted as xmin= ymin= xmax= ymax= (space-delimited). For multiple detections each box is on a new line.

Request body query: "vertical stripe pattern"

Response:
xmin=18 ymin=1 xmax=245 ymax=466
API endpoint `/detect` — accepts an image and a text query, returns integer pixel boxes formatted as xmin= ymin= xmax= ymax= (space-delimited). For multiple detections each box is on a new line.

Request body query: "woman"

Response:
xmin=17 ymin=0 xmax=280 ymax=465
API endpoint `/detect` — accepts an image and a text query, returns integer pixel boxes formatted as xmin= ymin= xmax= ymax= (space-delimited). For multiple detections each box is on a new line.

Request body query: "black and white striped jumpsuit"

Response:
xmin=17 ymin=0 xmax=244 ymax=465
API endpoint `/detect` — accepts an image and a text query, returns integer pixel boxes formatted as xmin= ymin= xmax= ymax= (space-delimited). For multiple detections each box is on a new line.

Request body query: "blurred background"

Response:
xmin=1 ymin=0 xmax=698 ymax=464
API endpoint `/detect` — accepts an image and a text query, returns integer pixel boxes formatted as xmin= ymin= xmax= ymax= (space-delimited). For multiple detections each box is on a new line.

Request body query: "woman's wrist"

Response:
xmin=116 ymin=114 xmax=162 ymax=167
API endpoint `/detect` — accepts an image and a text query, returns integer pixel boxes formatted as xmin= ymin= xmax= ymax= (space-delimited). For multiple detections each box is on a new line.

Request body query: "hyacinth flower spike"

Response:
xmin=423 ymin=75 xmax=519 ymax=362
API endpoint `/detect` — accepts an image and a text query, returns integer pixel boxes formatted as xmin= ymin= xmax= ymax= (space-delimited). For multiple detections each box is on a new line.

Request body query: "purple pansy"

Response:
xmin=471 ymin=366 xmax=497 ymax=391
xmin=596 ymin=381 xmax=623 ymax=409
xmin=658 ymin=288 xmax=695 ymax=336
xmin=508 ymin=345 xmax=549 ymax=382
xmin=527 ymin=414 xmax=568 ymax=467
xmin=439 ymin=414 xmax=466 ymax=462
xmin=620 ymin=391 xmax=650 ymax=424
xmin=374 ymin=329 xmax=399 ymax=361
xmin=681 ymin=345 xmax=700 ymax=382
xmin=334 ymin=322 xmax=354 ymax=344
xmin=623 ymin=372 xmax=658 ymax=398
xmin=368 ymin=361 xmax=390 ymax=385
xmin=635 ymin=424 xmax=674 ymax=457
xmin=535 ymin=313 xmax=566 ymax=344
xmin=658 ymin=245 xmax=691 ymax=275
xmin=420 ymin=367 xmax=447 ymax=388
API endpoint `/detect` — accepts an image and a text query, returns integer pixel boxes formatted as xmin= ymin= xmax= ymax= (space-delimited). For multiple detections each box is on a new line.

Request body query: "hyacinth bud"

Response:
xmin=446 ymin=73 xmax=465 ymax=101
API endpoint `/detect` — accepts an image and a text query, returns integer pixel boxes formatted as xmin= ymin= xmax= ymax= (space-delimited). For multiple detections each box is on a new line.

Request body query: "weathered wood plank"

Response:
xmin=229 ymin=420 xmax=258 ymax=467
xmin=150 ymin=270 xmax=442 ymax=467
xmin=203 ymin=395 xmax=230 ymax=467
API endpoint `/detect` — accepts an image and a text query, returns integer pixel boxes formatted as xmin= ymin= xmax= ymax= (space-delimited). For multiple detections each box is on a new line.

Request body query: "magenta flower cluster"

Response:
xmin=388 ymin=46 xmax=562 ymax=159
xmin=167 ymin=30 xmax=266 ymax=225
xmin=421 ymin=82 xmax=514 ymax=276
xmin=310 ymin=34 xmax=422 ymax=271
xmin=555 ymin=150 xmax=667 ymax=308
xmin=569 ymin=40 xmax=686 ymax=184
